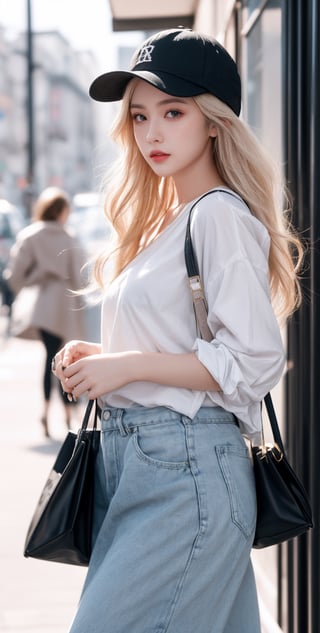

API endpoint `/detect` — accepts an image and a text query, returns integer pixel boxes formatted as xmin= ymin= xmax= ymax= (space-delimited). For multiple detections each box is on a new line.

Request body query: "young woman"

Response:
xmin=5 ymin=187 xmax=86 ymax=436
xmin=53 ymin=29 xmax=303 ymax=633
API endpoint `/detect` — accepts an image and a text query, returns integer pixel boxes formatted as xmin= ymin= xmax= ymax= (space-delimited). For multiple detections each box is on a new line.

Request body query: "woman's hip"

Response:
xmin=95 ymin=404 xmax=256 ymax=542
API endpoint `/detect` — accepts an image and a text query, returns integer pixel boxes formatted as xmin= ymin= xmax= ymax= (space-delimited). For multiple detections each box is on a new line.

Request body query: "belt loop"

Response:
xmin=115 ymin=409 xmax=128 ymax=437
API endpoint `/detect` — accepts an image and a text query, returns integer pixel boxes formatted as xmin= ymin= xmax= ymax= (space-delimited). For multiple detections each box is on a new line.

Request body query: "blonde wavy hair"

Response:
xmin=94 ymin=80 xmax=303 ymax=322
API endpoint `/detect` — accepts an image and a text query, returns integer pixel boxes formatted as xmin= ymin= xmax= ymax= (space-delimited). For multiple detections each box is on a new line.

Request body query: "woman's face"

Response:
xmin=130 ymin=80 xmax=216 ymax=183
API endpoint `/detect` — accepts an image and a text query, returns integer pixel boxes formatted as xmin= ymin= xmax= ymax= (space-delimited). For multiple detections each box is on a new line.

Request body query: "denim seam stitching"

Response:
xmin=215 ymin=445 xmax=252 ymax=538
xmin=155 ymin=419 xmax=208 ymax=633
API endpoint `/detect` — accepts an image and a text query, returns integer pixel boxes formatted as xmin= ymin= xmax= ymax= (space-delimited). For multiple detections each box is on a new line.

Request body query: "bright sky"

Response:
xmin=0 ymin=0 xmax=142 ymax=71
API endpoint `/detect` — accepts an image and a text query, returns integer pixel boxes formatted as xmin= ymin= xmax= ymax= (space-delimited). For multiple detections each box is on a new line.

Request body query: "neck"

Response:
xmin=175 ymin=179 xmax=226 ymax=205
xmin=173 ymin=162 xmax=226 ymax=205
xmin=57 ymin=208 xmax=69 ymax=224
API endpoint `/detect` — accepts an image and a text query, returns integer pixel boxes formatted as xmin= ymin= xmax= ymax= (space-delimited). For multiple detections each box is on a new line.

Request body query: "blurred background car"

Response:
xmin=0 ymin=199 xmax=26 ymax=312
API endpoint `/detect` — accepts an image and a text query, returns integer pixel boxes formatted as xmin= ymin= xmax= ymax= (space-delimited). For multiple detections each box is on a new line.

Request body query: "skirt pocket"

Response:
xmin=215 ymin=444 xmax=256 ymax=538
xmin=133 ymin=421 xmax=189 ymax=470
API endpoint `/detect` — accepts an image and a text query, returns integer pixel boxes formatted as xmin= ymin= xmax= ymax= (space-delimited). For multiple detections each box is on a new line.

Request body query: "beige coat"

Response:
xmin=5 ymin=220 xmax=87 ymax=341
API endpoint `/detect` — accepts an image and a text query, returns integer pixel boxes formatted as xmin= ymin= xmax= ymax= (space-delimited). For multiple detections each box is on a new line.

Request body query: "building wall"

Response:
xmin=0 ymin=27 xmax=101 ymax=212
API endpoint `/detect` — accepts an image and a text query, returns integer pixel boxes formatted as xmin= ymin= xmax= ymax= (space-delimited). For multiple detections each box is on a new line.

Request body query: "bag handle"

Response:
xmin=184 ymin=189 xmax=284 ymax=450
xmin=263 ymin=392 xmax=284 ymax=453
xmin=80 ymin=399 xmax=98 ymax=432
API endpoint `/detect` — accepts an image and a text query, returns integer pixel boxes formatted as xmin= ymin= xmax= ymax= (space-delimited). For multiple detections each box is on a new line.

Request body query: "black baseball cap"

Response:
xmin=89 ymin=28 xmax=241 ymax=116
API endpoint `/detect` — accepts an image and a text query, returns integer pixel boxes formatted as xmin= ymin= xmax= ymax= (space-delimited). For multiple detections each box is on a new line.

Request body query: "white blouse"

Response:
xmin=100 ymin=188 xmax=285 ymax=443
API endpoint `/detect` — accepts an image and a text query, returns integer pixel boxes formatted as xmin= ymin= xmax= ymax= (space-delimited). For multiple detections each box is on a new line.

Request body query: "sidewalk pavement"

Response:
xmin=0 ymin=315 xmax=282 ymax=633
xmin=0 ymin=325 xmax=86 ymax=633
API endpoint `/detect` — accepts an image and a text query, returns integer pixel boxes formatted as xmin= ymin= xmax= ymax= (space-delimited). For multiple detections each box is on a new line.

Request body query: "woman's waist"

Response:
xmin=98 ymin=383 xmax=212 ymax=415
xmin=97 ymin=403 xmax=237 ymax=433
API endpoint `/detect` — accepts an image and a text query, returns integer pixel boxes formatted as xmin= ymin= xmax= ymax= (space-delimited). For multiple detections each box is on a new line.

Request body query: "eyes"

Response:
xmin=131 ymin=113 xmax=146 ymax=122
xmin=131 ymin=109 xmax=183 ymax=123
xmin=166 ymin=110 xmax=182 ymax=119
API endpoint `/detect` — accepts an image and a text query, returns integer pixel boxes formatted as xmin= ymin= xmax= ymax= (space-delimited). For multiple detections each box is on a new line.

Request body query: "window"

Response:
xmin=244 ymin=0 xmax=282 ymax=162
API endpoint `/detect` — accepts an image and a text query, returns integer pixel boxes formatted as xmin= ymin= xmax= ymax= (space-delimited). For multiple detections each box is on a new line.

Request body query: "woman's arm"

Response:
xmin=133 ymin=351 xmax=220 ymax=391
xmin=58 ymin=350 xmax=220 ymax=401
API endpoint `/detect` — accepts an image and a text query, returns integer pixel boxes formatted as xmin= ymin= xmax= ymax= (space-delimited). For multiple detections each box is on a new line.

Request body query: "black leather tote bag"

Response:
xmin=24 ymin=399 xmax=100 ymax=565
xmin=251 ymin=394 xmax=313 ymax=548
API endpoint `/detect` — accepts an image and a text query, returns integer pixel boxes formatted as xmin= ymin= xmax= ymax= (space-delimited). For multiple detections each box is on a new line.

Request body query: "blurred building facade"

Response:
xmin=108 ymin=1 xmax=319 ymax=633
xmin=0 ymin=26 xmax=97 ymax=209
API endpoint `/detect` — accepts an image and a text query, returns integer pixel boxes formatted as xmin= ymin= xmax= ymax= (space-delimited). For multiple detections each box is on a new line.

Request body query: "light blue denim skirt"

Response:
xmin=68 ymin=405 xmax=260 ymax=633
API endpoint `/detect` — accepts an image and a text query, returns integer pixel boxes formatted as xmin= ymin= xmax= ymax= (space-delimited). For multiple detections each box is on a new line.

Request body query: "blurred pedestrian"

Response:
xmin=4 ymin=186 xmax=86 ymax=437
xmin=53 ymin=29 xmax=303 ymax=633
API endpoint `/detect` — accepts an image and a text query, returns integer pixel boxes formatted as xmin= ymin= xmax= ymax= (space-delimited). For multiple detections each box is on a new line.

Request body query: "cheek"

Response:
xmin=180 ymin=118 xmax=212 ymax=145
xmin=185 ymin=123 xmax=212 ymax=151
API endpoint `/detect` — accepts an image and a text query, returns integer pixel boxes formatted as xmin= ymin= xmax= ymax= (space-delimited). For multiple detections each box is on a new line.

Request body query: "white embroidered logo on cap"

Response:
xmin=136 ymin=45 xmax=154 ymax=64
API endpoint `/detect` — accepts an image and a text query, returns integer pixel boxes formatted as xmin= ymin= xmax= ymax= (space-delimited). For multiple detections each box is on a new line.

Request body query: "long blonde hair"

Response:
xmin=94 ymin=81 xmax=303 ymax=322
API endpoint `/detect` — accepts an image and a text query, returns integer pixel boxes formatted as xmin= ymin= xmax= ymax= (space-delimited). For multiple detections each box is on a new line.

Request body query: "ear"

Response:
xmin=209 ymin=124 xmax=218 ymax=138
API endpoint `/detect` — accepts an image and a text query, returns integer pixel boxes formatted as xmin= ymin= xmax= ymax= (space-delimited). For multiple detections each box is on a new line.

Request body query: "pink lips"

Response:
xmin=149 ymin=151 xmax=170 ymax=163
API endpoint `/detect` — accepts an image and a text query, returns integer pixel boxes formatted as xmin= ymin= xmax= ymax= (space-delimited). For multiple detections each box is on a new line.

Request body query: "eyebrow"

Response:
xmin=130 ymin=97 xmax=188 ymax=109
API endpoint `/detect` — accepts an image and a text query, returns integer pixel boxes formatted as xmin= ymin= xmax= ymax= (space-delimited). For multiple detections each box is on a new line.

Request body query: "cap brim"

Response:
xmin=89 ymin=70 xmax=206 ymax=102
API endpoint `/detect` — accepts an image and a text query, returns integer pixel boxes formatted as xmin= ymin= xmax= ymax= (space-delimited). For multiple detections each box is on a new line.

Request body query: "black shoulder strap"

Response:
xmin=184 ymin=188 xmax=282 ymax=448
xmin=184 ymin=188 xmax=240 ymax=278
xmin=184 ymin=189 xmax=240 ymax=342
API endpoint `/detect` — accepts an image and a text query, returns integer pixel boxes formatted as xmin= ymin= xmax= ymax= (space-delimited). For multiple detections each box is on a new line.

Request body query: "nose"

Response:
xmin=146 ymin=118 xmax=163 ymax=143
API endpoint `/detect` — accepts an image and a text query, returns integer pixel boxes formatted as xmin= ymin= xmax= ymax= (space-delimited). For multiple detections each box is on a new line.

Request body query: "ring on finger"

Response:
xmin=51 ymin=356 xmax=56 ymax=372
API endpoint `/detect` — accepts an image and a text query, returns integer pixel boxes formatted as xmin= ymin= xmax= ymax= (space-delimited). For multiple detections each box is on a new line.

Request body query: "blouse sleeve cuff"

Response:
xmin=194 ymin=337 xmax=245 ymax=397
xmin=193 ymin=337 xmax=277 ymax=442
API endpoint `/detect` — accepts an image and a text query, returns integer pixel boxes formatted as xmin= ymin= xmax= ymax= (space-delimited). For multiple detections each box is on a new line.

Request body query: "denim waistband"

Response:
xmin=98 ymin=405 xmax=237 ymax=435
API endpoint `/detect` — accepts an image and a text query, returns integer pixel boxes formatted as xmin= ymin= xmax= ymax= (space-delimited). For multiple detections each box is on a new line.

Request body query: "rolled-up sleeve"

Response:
xmin=191 ymin=194 xmax=286 ymax=442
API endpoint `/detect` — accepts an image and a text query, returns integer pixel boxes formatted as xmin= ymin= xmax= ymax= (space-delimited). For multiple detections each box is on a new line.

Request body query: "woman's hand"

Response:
xmin=59 ymin=352 xmax=136 ymax=401
xmin=54 ymin=340 xmax=101 ymax=369
xmin=52 ymin=340 xmax=101 ymax=397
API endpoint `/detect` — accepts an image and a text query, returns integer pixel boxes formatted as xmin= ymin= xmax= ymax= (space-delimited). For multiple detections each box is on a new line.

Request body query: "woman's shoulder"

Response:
xmin=191 ymin=187 xmax=250 ymax=220
xmin=189 ymin=187 xmax=270 ymax=266
xmin=191 ymin=187 xmax=268 ymax=242
xmin=15 ymin=221 xmax=80 ymax=250
xmin=12 ymin=221 xmax=46 ymax=246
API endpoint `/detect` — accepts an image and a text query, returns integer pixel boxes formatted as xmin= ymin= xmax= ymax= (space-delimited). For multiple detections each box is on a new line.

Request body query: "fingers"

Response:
xmin=51 ymin=356 xmax=65 ymax=379
xmin=61 ymin=347 xmax=75 ymax=368
xmin=57 ymin=360 xmax=89 ymax=401
xmin=51 ymin=347 xmax=103 ymax=401
xmin=51 ymin=341 xmax=82 ymax=374
xmin=51 ymin=340 xmax=94 ymax=402
xmin=69 ymin=378 xmax=88 ymax=401
xmin=51 ymin=354 xmax=76 ymax=401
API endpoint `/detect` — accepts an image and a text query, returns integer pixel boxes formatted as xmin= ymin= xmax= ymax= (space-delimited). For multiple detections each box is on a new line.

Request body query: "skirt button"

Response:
xmin=102 ymin=410 xmax=111 ymax=421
